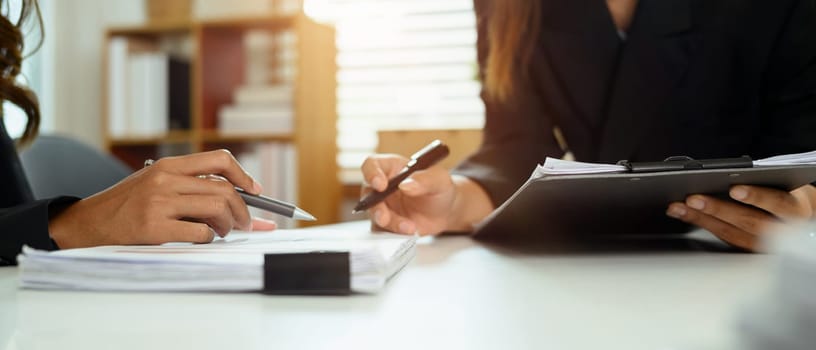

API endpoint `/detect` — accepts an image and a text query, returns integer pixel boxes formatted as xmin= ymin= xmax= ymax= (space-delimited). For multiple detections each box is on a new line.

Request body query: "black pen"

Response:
xmin=352 ymin=139 xmax=450 ymax=214
xmin=144 ymin=159 xmax=316 ymax=221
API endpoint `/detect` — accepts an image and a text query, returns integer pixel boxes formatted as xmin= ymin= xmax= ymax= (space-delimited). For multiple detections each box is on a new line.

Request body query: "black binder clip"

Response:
xmin=263 ymin=252 xmax=351 ymax=295
xmin=616 ymin=155 xmax=753 ymax=173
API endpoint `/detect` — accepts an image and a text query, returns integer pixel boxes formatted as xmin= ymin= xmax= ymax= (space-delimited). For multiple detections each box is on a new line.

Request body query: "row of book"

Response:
xmin=237 ymin=142 xmax=298 ymax=228
xmin=107 ymin=37 xmax=190 ymax=138
xmin=218 ymin=85 xmax=294 ymax=134
xmin=218 ymin=30 xmax=296 ymax=135
xmin=107 ymin=32 xmax=295 ymax=137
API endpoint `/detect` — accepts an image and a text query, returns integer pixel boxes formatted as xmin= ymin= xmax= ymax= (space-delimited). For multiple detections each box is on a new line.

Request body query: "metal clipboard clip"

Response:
xmin=616 ymin=155 xmax=754 ymax=173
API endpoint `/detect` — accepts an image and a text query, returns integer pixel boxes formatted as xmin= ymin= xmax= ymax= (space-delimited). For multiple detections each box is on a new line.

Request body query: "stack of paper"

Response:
xmin=18 ymin=229 xmax=416 ymax=294
xmin=538 ymin=157 xmax=627 ymax=175
xmin=753 ymin=151 xmax=816 ymax=166
xmin=537 ymin=150 xmax=816 ymax=176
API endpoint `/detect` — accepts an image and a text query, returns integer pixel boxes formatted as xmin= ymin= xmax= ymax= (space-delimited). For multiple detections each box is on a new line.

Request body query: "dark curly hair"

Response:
xmin=0 ymin=0 xmax=42 ymax=146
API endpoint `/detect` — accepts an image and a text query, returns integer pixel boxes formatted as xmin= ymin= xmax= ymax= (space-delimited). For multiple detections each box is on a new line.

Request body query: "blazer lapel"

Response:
xmin=598 ymin=0 xmax=694 ymax=162
xmin=540 ymin=0 xmax=621 ymax=131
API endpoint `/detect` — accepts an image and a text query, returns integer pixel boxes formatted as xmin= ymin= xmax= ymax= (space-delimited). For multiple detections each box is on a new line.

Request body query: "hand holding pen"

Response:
xmin=48 ymin=150 xmax=281 ymax=249
xmin=144 ymin=156 xmax=316 ymax=223
xmin=145 ymin=160 xmax=315 ymax=222
xmin=357 ymin=140 xmax=454 ymax=235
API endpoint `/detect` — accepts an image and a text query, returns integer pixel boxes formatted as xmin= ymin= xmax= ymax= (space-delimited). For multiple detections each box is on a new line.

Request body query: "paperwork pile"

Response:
xmin=18 ymin=229 xmax=416 ymax=294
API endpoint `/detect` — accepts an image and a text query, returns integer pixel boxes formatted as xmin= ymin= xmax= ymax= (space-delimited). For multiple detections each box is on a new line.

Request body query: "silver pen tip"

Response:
xmin=293 ymin=208 xmax=317 ymax=221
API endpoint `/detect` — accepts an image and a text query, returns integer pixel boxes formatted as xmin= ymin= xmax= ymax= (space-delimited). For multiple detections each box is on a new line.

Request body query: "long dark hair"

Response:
xmin=483 ymin=0 xmax=541 ymax=102
xmin=0 ymin=0 xmax=42 ymax=146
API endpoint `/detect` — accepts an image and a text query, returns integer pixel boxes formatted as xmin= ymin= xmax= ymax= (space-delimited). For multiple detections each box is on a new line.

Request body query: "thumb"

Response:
xmin=398 ymin=166 xmax=452 ymax=197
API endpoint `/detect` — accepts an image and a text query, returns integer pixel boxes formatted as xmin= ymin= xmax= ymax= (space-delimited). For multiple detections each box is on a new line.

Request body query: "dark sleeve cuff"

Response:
xmin=0 ymin=196 xmax=80 ymax=266
xmin=452 ymin=161 xmax=515 ymax=209
xmin=452 ymin=147 xmax=542 ymax=209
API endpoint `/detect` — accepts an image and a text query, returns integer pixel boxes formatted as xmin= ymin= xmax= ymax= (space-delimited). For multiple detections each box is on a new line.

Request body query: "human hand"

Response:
xmin=666 ymin=185 xmax=816 ymax=251
xmin=360 ymin=153 xmax=458 ymax=235
xmin=48 ymin=150 xmax=277 ymax=248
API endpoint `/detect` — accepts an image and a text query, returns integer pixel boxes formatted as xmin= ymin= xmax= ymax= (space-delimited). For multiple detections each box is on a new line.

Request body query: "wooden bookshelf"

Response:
xmin=101 ymin=14 xmax=341 ymax=226
xmin=198 ymin=130 xmax=294 ymax=143
xmin=107 ymin=21 xmax=192 ymax=37
xmin=107 ymin=130 xmax=193 ymax=146
xmin=196 ymin=15 xmax=297 ymax=29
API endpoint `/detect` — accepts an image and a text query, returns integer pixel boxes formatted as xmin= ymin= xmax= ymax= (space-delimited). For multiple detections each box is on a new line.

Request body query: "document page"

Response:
xmin=537 ymin=150 xmax=816 ymax=176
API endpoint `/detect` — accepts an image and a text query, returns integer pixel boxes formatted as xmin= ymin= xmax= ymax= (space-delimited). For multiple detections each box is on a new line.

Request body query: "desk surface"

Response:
xmin=0 ymin=222 xmax=769 ymax=350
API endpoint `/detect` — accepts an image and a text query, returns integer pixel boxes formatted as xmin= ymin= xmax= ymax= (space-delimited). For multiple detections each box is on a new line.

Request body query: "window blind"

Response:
xmin=307 ymin=0 xmax=483 ymax=183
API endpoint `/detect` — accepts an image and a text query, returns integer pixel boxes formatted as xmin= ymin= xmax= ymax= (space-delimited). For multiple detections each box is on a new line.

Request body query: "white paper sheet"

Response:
xmin=537 ymin=150 xmax=816 ymax=176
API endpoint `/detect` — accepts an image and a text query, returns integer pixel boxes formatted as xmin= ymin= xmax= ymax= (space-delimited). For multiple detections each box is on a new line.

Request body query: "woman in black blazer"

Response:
xmin=0 ymin=0 xmax=276 ymax=265
xmin=360 ymin=0 xmax=816 ymax=251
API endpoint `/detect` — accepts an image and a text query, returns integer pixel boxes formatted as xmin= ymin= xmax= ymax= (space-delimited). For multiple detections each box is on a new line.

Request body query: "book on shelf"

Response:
xmin=218 ymin=105 xmax=293 ymax=134
xmin=217 ymin=30 xmax=296 ymax=135
xmin=235 ymin=85 xmax=293 ymax=105
xmin=107 ymin=38 xmax=128 ymax=138
xmin=244 ymin=30 xmax=297 ymax=85
xmin=168 ymin=57 xmax=192 ymax=130
xmin=107 ymin=37 xmax=191 ymax=139
xmin=127 ymin=52 xmax=167 ymax=137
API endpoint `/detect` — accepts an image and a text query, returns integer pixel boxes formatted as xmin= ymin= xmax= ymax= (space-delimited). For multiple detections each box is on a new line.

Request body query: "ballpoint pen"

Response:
xmin=235 ymin=188 xmax=316 ymax=221
xmin=352 ymin=139 xmax=450 ymax=214
xmin=144 ymin=159 xmax=316 ymax=221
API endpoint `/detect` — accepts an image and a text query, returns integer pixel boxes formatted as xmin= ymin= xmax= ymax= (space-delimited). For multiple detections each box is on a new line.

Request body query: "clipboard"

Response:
xmin=472 ymin=157 xmax=816 ymax=240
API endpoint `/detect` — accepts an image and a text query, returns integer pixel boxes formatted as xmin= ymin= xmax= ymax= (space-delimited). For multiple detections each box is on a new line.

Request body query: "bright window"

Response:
xmin=306 ymin=0 xmax=484 ymax=183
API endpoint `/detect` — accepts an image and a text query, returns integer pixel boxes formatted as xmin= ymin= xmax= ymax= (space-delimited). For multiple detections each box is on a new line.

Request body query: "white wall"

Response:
xmin=41 ymin=0 xmax=144 ymax=147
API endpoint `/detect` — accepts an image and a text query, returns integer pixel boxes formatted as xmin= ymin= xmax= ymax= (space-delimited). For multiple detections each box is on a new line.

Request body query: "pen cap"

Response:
xmin=408 ymin=140 xmax=450 ymax=169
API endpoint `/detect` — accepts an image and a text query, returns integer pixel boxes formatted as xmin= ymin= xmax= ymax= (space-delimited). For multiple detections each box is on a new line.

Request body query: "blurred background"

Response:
xmin=4 ymin=0 xmax=485 ymax=227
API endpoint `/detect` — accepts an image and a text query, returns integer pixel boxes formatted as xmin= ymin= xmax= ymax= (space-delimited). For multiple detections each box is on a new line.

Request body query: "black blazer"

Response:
xmin=455 ymin=0 xmax=816 ymax=207
xmin=0 ymin=122 xmax=75 ymax=265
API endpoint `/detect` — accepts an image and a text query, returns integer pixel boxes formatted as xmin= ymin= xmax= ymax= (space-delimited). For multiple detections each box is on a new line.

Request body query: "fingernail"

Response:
xmin=398 ymin=221 xmax=414 ymax=234
xmin=253 ymin=180 xmax=263 ymax=193
xmin=372 ymin=177 xmax=385 ymax=191
xmin=731 ymin=187 xmax=748 ymax=200
xmin=666 ymin=205 xmax=687 ymax=219
xmin=210 ymin=227 xmax=222 ymax=239
xmin=253 ymin=217 xmax=277 ymax=228
xmin=687 ymin=197 xmax=705 ymax=210
xmin=399 ymin=178 xmax=419 ymax=192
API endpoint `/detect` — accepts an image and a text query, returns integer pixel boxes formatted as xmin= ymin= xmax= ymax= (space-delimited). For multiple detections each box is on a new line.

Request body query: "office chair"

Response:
xmin=19 ymin=134 xmax=133 ymax=199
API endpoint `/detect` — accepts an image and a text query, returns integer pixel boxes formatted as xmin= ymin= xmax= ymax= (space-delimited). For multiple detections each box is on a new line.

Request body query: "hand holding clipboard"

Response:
xmin=474 ymin=151 xmax=816 ymax=251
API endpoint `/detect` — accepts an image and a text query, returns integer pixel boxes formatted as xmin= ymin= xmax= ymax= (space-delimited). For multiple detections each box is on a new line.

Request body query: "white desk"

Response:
xmin=0 ymin=223 xmax=770 ymax=350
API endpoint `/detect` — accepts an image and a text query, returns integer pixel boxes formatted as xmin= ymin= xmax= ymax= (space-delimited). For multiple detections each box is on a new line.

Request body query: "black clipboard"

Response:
xmin=472 ymin=159 xmax=816 ymax=240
